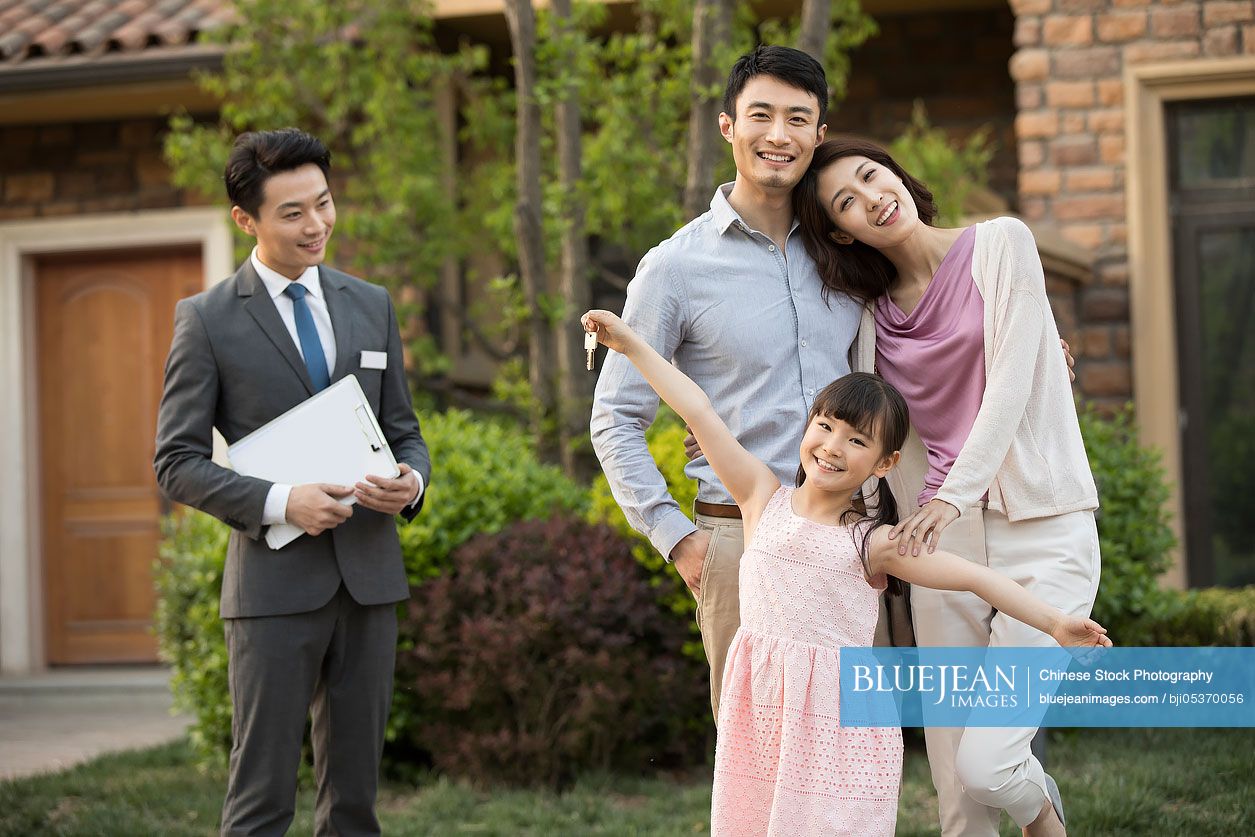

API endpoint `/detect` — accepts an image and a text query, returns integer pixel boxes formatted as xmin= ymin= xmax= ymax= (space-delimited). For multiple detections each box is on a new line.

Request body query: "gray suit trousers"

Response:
xmin=220 ymin=586 xmax=397 ymax=837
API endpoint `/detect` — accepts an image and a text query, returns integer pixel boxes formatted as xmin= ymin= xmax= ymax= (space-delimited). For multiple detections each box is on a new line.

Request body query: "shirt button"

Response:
xmin=800 ymin=339 xmax=808 ymax=347
xmin=808 ymin=388 xmax=815 ymax=396
xmin=768 ymin=244 xmax=776 ymax=252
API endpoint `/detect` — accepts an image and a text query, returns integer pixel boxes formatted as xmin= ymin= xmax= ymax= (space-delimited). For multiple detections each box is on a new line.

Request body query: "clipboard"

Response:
xmin=227 ymin=375 xmax=399 ymax=549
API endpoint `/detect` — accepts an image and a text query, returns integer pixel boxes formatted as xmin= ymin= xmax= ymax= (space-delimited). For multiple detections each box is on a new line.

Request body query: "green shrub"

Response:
xmin=1137 ymin=586 xmax=1255 ymax=646
xmin=395 ymin=515 xmax=709 ymax=788
xmin=396 ymin=409 xmax=588 ymax=583
xmin=1079 ymin=404 xmax=1180 ymax=644
xmin=154 ymin=510 xmax=232 ymax=765
xmin=155 ymin=408 xmax=589 ymax=767
xmin=387 ymin=410 xmax=589 ymax=752
xmin=588 ymin=406 xmax=703 ymax=660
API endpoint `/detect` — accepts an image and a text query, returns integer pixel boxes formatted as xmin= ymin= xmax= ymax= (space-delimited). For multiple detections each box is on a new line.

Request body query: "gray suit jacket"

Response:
xmin=154 ymin=260 xmax=430 ymax=619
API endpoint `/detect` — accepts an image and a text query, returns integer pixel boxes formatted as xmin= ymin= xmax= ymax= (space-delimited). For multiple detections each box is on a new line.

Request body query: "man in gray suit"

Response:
xmin=154 ymin=128 xmax=430 ymax=836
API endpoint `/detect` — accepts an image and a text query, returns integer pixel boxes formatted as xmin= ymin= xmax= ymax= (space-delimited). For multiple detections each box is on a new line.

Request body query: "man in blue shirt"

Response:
xmin=591 ymin=46 xmax=863 ymax=719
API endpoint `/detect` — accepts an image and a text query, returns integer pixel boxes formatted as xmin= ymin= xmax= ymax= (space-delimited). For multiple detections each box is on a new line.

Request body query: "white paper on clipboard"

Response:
xmin=227 ymin=375 xmax=399 ymax=549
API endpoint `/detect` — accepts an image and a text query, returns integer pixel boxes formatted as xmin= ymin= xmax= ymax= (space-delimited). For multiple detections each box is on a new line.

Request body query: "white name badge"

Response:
xmin=360 ymin=350 xmax=387 ymax=370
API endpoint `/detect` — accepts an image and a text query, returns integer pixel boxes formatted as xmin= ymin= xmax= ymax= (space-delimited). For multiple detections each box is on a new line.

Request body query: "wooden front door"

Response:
xmin=36 ymin=247 xmax=203 ymax=664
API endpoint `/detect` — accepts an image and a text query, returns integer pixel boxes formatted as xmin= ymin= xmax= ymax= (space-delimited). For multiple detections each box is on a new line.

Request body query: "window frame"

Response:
xmin=1126 ymin=57 xmax=1255 ymax=588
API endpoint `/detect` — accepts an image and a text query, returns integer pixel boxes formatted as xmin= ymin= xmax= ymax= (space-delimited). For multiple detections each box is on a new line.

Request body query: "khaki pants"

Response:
xmin=693 ymin=513 xmax=745 ymax=721
xmin=914 ymin=505 xmax=1101 ymax=835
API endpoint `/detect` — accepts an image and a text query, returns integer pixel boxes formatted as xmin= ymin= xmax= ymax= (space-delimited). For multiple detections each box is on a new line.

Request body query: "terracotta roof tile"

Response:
xmin=150 ymin=17 xmax=188 ymax=44
xmin=0 ymin=0 xmax=230 ymax=63
xmin=0 ymin=9 xmax=22 ymax=30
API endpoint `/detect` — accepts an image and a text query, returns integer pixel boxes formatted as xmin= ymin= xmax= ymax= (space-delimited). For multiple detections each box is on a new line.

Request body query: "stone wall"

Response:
xmin=1008 ymin=0 xmax=1255 ymax=409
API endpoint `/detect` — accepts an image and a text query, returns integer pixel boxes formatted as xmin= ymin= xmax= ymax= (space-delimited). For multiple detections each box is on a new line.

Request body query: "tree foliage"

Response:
xmin=165 ymin=0 xmax=490 ymax=385
xmin=484 ymin=0 xmax=875 ymax=451
xmin=165 ymin=0 xmax=877 ymax=467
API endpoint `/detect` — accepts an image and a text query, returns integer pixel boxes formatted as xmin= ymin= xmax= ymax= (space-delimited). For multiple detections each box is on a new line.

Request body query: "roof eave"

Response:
xmin=0 ymin=44 xmax=225 ymax=94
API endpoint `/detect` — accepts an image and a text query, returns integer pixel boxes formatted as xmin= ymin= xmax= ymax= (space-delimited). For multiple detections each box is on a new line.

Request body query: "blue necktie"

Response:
xmin=283 ymin=283 xmax=331 ymax=392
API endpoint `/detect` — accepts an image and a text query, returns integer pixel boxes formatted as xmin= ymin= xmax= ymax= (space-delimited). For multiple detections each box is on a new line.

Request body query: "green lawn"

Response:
xmin=1 ymin=729 xmax=1251 ymax=836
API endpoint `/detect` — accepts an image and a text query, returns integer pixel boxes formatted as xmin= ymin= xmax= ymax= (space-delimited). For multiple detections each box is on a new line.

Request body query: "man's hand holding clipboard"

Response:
xmin=352 ymin=463 xmax=421 ymax=516
xmin=284 ymin=465 xmax=417 ymax=537
xmin=286 ymin=483 xmax=355 ymax=537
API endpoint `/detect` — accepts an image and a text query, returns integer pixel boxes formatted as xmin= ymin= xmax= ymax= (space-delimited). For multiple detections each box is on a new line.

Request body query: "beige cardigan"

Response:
xmin=850 ymin=217 xmax=1099 ymax=521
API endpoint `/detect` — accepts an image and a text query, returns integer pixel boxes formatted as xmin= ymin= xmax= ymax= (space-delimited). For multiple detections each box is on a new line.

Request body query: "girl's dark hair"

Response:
xmin=793 ymin=136 xmax=939 ymax=306
xmin=225 ymin=128 xmax=332 ymax=217
xmin=794 ymin=372 xmax=910 ymax=595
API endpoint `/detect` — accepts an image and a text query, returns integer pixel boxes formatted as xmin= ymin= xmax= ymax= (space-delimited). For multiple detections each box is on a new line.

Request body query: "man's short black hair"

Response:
xmin=224 ymin=128 xmax=332 ymax=217
xmin=722 ymin=45 xmax=829 ymax=127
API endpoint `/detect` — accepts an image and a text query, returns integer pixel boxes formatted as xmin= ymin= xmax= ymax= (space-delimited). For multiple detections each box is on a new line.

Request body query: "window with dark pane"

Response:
xmin=1167 ymin=97 xmax=1255 ymax=587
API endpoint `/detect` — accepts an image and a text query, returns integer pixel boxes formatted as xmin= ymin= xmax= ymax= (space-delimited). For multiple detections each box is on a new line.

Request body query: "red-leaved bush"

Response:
xmin=395 ymin=515 xmax=710 ymax=787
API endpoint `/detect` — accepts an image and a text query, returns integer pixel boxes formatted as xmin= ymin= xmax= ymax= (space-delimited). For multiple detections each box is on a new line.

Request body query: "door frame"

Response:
xmin=0 ymin=207 xmax=232 ymax=674
xmin=1124 ymin=56 xmax=1255 ymax=589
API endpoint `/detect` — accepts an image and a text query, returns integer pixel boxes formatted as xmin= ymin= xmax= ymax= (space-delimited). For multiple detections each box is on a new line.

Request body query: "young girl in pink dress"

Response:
xmin=581 ymin=309 xmax=1112 ymax=837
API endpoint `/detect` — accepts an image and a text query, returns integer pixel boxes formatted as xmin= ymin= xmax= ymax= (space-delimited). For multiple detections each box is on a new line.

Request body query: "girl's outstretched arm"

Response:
xmin=582 ymin=310 xmax=779 ymax=511
xmin=865 ymin=526 xmax=1112 ymax=648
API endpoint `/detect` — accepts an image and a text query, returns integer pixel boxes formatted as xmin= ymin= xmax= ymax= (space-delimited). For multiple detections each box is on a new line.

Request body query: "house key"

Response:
xmin=585 ymin=329 xmax=598 ymax=371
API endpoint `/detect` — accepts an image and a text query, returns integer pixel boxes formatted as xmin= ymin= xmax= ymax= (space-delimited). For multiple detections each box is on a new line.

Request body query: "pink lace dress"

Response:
xmin=710 ymin=487 xmax=903 ymax=836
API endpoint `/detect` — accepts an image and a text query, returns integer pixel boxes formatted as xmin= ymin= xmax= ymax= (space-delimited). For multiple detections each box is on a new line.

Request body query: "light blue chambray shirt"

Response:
xmin=590 ymin=184 xmax=864 ymax=560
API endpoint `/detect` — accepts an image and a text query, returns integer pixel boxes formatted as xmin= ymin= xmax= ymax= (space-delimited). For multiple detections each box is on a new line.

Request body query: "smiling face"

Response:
xmin=230 ymin=163 xmax=336 ymax=279
xmin=798 ymin=413 xmax=897 ymax=491
xmin=817 ymin=154 xmax=922 ymax=248
xmin=719 ymin=75 xmax=826 ymax=194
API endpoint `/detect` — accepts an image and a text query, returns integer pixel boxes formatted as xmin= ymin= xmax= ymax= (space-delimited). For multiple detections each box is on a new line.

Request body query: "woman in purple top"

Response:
xmin=793 ymin=137 xmax=1102 ymax=837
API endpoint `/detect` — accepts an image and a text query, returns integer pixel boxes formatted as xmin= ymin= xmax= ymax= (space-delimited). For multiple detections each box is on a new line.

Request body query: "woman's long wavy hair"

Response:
xmin=794 ymin=136 xmax=939 ymax=305
xmin=794 ymin=372 xmax=910 ymax=595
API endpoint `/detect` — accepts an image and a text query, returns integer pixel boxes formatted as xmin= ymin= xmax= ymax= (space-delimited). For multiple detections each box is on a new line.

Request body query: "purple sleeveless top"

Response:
xmin=873 ymin=226 xmax=985 ymax=507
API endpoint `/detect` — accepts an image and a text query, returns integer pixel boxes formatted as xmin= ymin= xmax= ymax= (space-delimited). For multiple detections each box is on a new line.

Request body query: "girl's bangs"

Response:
xmin=812 ymin=384 xmax=884 ymax=441
xmin=809 ymin=373 xmax=910 ymax=453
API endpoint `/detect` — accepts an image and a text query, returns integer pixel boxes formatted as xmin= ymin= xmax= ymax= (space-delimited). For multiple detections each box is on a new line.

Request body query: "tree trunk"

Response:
xmin=550 ymin=0 xmax=595 ymax=478
xmin=797 ymin=0 xmax=831 ymax=64
xmin=682 ymin=0 xmax=732 ymax=221
xmin=503 ymin=0 xmax=557 ymax=456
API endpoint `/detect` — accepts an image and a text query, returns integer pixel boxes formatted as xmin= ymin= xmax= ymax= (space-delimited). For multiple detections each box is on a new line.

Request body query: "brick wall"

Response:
xmin=841 ymin=6 xmax=1020 ymax=208
xmin=0 ymin=117 xmax=206 ymax=221
xmin=1045 ymin=269 xmax=1082 ymax=365
xmin=1009 ymin=0 xmax=1255 ymax=409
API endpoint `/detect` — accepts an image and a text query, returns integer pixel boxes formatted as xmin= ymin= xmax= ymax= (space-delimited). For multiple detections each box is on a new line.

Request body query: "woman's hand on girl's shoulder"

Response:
xmin=1051 ymin=614 xmax=1113 ymax=648
xmin=889 ymin=498 xmax=960 ymax=556
xmin=864 ymin=522 xmax=943 ymax=582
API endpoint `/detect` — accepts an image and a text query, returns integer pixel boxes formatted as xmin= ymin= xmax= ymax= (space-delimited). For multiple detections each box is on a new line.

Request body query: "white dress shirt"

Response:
xmin=251 ymin=249 xmax=423 ymax=530
xmin=251 ymin=247 xmax=337 ymax=371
